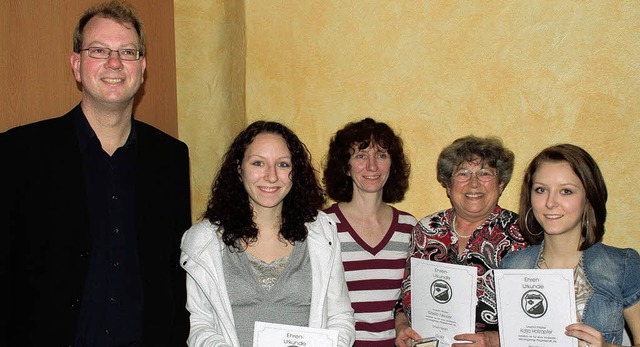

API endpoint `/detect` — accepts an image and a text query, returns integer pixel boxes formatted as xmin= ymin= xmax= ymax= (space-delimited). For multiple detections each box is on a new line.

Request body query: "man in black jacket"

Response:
xmin=0 ymin=1 xmax=191 ymax=346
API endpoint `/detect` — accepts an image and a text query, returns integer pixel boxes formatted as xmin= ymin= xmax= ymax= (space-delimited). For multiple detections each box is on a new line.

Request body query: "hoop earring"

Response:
xmin=524 ymin=208 xmax=543 ymax=236
xmin=582 ymin=209 xmax=590 ymax=235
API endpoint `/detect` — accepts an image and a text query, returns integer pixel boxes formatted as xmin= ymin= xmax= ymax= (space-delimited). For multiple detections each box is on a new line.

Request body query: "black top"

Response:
xmin=74 ymin=112 xmax=143 ymax=346
xmin=0 ymin=104 xmax=191 ymax=346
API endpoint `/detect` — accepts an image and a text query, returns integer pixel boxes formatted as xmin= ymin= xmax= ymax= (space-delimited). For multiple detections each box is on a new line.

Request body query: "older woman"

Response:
xmin=501 ymin=144 xmax=640 ymax=347
xmin=323 ymin=118 xmax=417 ymax=346
xmin=180 ymin=121 xmax=355 ymax=347
xmin=395 ymin=135 xmax=528 ymax=347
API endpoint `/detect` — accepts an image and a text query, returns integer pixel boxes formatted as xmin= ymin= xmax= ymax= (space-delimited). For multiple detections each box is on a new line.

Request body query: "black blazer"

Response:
xmin=0 ymin=105 xmax=191 ymax=346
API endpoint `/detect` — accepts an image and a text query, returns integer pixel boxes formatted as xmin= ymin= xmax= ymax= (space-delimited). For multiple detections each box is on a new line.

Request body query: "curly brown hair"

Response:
xmin=204 ymin=121 xmax=325 ymax=250
xmin=323 ymin=118 xmax=410 ymax=203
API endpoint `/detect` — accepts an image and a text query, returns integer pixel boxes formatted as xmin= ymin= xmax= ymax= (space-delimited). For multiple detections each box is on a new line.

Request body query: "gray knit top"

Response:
xmin=223 ymin=239 xmax=312 ymax=346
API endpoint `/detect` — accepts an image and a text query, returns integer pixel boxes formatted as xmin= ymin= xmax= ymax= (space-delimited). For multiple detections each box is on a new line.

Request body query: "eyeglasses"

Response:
xmin=451 ymin=169 xmax=498 ymax=182
xmin=79 ymin=47 xmax=142 ymax=61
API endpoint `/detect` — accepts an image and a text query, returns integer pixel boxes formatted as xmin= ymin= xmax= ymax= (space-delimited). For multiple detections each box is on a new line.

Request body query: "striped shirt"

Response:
xmin=324 ymin=203 xmax=417 ymax=347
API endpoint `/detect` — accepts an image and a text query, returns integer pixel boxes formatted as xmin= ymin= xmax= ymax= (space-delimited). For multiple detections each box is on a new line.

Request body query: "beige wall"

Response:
xmin=175 ymin=0 xmax=246 ymax=217
xmin=176 ymin=1 xmax=639 ymax=251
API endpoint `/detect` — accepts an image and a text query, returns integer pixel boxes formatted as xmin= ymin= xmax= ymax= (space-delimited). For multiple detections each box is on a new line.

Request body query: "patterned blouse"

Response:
xmin=400 ymin=205 xmax=528 ymax=332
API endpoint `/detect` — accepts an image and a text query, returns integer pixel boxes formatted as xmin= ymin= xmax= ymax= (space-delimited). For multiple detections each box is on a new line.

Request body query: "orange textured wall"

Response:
xmin=175 ymin=0 xmax=246 ymax=217
xmin=176 ymin=1 xmax=639 ymax=251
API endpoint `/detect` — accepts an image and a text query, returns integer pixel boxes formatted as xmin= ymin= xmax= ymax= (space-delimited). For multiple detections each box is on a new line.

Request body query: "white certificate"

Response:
xmin=494 ymin=269 xmax=577 ymax=347
xmin=411 ymin=258 xmax=477 ymax=347
xmin=253 ymin=321 xmax=339 ymax=347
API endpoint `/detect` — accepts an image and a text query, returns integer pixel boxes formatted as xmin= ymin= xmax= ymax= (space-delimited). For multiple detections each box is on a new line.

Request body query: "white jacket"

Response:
xmin=180 ymin=211 xmax=356 ymax=347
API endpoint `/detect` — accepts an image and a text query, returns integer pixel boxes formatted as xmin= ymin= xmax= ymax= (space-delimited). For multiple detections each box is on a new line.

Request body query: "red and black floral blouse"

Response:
xmin=400 ymin=205 xmax=528 ymax=332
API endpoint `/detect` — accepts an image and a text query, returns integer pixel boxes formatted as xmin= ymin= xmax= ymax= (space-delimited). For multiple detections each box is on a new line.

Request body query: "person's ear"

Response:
xmin=70 ymin=52 xmax=82 ymax=83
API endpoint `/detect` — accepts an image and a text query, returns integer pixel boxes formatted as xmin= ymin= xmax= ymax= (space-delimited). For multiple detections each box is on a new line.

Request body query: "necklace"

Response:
xmin=451 ymin=214 xmax=472 ymax=239
xmin=539 ymin=253 xmax=580 ymax=271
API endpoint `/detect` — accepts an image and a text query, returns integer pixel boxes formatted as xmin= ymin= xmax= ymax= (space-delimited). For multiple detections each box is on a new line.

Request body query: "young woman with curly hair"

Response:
xmin=180 ymin=121 xmax=355 ymax=347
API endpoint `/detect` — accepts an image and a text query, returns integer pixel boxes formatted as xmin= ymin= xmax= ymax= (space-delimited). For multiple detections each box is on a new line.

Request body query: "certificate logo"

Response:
xmin=521 ymin=290 xmax=548 ymax=318
xmin=430 ymin=279 xmax=452 ymax=304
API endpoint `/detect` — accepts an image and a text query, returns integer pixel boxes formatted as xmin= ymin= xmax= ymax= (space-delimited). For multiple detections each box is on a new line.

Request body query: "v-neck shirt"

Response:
xmin=324 ymin=203 xmax=416 ymax=346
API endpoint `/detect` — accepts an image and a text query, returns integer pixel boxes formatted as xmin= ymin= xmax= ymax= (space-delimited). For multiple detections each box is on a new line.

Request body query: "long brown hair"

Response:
xmin=519 ymin=144 xmax=607 ymax=250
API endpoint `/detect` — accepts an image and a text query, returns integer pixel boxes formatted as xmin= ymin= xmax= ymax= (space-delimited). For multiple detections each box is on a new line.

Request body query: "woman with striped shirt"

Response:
xmin=323 ymin=118 xmax=417 ymax=346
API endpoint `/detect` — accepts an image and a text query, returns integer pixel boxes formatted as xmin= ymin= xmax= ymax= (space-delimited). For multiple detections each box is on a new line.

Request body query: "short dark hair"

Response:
xmin=436 ymin=135 xmax=514 ymax=188
xmin=204 ymin=121 xmax=325 ymax=250
xmin=73 ymin=0 xmax=146 ymax=56
xmin=519 ymin=144 xmax=607 ymax=250
xmin=323 ymin=118 xmax=410 ymax=203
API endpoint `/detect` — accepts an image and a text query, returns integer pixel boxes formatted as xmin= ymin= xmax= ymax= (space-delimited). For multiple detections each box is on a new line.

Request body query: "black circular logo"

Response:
xmin=430 ymin=279 xmax=452 ymax=304
xmin=521 ymin=290 xmax=548 ymax=318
